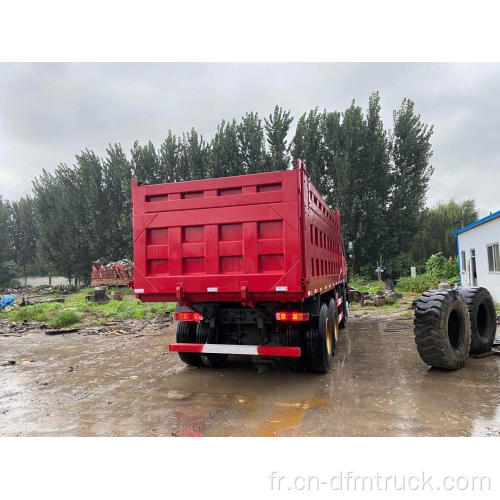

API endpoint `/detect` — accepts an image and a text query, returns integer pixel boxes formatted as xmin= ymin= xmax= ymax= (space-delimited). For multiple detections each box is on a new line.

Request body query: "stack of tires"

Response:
xmin=414 ymin=287 xmax=497 ymax=370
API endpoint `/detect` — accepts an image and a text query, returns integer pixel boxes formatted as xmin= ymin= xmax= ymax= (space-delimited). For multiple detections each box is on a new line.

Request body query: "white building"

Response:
xmin=453 ymin=210 xmax=500 ymax=302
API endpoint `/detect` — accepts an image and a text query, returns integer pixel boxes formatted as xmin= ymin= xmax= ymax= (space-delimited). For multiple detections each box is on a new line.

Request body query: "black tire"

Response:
xmin=176 ymin=321 xmax=203 ymax=367
xmin=304 ymin=303 xmax=334 ymax=373
xmin=196 ymin=322 xmax=227 ymax=368
xmin=457 ymin=287 xmax=497 ymax=354
xmin=327 ymin=298 xmax=340 ymax=353
xmin=414 ymin=289 xmax=471 ymax=370
xmin=284 ymin=326 xmax=304 ymax=371
xmin=339 ymin=286 xmax=348 ymax=329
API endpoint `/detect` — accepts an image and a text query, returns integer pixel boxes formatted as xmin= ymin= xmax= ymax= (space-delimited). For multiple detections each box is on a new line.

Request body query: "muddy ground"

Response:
xmin=0 ymin=317 xmax=498 ymax=436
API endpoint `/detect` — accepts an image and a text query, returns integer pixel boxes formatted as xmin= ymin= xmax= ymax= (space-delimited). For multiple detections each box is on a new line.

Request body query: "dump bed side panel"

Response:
xmin=132 ymin=170 xmax=303 ymax=303
xmin=301 ymin=169 xmax=347 ymax=296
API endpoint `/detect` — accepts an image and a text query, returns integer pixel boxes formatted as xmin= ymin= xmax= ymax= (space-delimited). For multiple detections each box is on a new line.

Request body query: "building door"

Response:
xmin=470 ymin=249 xmax=477 ymax=287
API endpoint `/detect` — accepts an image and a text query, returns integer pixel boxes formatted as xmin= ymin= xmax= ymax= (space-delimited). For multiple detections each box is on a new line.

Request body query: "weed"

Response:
xmin=48 ymin=310 xmax=80 ymax=329
xmin=349 ymin=277 xmax=385 ymax=293
xmin=0 ymin=291 xmax=175 ymax=325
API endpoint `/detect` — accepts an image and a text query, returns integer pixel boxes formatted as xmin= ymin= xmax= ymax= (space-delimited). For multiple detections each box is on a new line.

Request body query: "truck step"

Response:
xmin=169 ymin=343 xmax=301 ymax=357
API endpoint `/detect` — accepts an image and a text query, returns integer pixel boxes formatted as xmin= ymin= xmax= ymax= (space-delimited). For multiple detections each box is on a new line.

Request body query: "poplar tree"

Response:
xmin=209 ymin=120 xmax=242 ymax=178
xmin=264 ymin=106 xmax=293 ymax=171
xmin=102 ymin=144 xmax=132 ymax=259
xmin=388 ymin=98 xmax=434 ymax=258
xmin=131 ymin=140 xmax=160 ymax=184
xmin=180 ymin=128 xmax=209 ymax=180
xmin=159 ymin=131 xmax=179 ymax=182
xmin=291 ymin=108 xmax=324 ymax=191
xmin=9 ymin=195 xmax=38 ymax=272
xmin=238 ymin=112 xmax=266 ymax=174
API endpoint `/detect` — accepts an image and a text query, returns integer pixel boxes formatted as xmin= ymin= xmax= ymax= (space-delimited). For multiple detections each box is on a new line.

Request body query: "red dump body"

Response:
xmin=131 ymin=161 xmax=347 ymax=304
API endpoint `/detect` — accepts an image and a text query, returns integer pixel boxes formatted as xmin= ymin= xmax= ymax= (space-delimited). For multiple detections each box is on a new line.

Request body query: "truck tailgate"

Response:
xmin=132 ymin=169 xmax=303 ymax=302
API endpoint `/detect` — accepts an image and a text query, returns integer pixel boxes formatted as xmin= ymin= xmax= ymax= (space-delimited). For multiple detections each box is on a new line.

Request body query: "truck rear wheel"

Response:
xmin=339 ymin=286 xmax=348 ymax=329
xmin=414 ymin=289 xmax=471 ymax=370
xmin=305 ymin=303 xmax=334 ymax=373
xmin=284 ymin=326 xmax=304 ymax=371
xmin=176 ymin=321 xmax=203 ymax=367
xmin=196 ymin=322 xmax=227 ymax=368
xmin=327 ymin=298 xmax=340 ymax=353
xmin=457 ymin=287 xmax=497 ymax=354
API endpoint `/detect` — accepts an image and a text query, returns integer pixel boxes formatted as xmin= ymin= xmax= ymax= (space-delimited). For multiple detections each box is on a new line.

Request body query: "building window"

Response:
xmin=487 ymin=243 xmax=500 ymax=272
xmin=460 ymin=251 xmax=466 ymax=272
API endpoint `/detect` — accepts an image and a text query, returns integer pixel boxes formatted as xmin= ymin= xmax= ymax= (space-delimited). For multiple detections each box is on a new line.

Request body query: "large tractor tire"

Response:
xmin=176 ymin=321 xmax=203 ymax=367
xmin=196 ymin=322 xmax=227 ymax=368
xmin=414 ymin=289 xmax=471 ymax=370
xmin=457 ymin=287 xmax=497 ymax=354
xmin=304 ymin=303 xmax=334 ymax=373
xmin=327 ymin=297 xmax=340 ymax=353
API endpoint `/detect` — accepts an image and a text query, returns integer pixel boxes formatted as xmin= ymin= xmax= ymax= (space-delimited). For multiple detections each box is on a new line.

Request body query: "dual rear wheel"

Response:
xmin=175 ymin=321 xmax=227 ymax=368
xmin=176 ymin=288 xmax=349 ymax=373
xmin=303 ymin=299 xmax=342 ymax=373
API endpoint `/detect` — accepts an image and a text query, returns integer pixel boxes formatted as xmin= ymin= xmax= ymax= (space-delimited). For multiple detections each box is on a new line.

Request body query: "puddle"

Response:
xmin=258 ymin=397 xmax=329 ymax=436
xmin=0 ymin=319 xmax=498 ymax=436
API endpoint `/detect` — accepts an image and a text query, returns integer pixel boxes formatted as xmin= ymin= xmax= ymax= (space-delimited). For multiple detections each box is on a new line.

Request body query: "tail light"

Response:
xmin=174 ymin=312 xmax=203 ymax=321
xmin=275 ymin=312 xmax=310 ymax=322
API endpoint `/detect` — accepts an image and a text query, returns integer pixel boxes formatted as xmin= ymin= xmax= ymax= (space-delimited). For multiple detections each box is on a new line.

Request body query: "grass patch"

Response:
xmin=92 ymin=299 xmax=174 ymax=320
xmin=381 ymin=302 xmax=402 ymax=310
xmin=0 ymin=290 xmax=175 ymax=325
xmin=5 ymin=302 xmax=62 ymax=323
xmin=395 ymin=274 xmax=440 ymax=294
xmin=79 ymin=286 xmax=134 ymax=296
xmin=48 ymin=310 xmax=80 ymax=329
xmin=349 ymin=277 xmax=385 ymax=293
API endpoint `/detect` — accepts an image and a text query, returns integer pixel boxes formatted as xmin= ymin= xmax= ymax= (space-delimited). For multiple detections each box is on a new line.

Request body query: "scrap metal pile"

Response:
xmin=91 ymin=259 xmax=133 ymax=287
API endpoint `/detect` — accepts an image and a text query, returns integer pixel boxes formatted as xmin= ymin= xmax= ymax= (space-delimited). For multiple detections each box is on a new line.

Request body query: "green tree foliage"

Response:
xmin=336 ymin=101 xmax=369 ymax=263
xmin=320 ymin=110 xmax=342 ymax=207
xmin=291 ymin=108 xmax=324 ymax=190
xmin=159 ymin=131 xmax=179 ymax=183
xmin=358 ymin=92 xmax=391 ymax=270
xmin=396 ymin=252 xmax=459 ymax=293
xmin=181 ymin=128 xmax=209 ymax=180
xmin=425 ymin=252 xmax=458 ymax=279
xmin=264 ymin=106 xmax=293 ymax=171
xmin=4 ymin=96 xmax=464 ymax=283
xmin=0 ymin=195 xmax=17 ymax=285
xmin=0 ymin=196 xmax=12 ymax=261
xmin=412 ymin=199 xmax=478 ymax=262
xmin=237 ymin=112 xmax=266 ymax=174
xmin=209 ymin=120 xmax=242 ymax=178
xmin=102 ymin=144 xmax=132 ymax=259
xmin=9 ymin=195 xmax=38 ymax=272
xmin=131 ymin=140 xmax=160 ymax=184
xmin=33 ymin=166 xmax=84 ymax=281
xmin=387 ymin=98 xmax=434 ymax=257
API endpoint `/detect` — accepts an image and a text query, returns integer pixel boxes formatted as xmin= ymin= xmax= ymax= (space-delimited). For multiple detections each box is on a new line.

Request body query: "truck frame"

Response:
xmin=131 ymin=160 xmax=349 ymax=372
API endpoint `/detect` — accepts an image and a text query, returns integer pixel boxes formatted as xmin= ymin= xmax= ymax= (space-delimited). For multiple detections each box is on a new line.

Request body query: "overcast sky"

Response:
xmin=0 ymin=63 xmax=499 ymax=216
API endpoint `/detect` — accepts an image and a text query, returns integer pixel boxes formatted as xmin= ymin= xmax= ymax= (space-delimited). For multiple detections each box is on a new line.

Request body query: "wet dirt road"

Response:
xmin=0 ymin=319 xmax=498 ymax=436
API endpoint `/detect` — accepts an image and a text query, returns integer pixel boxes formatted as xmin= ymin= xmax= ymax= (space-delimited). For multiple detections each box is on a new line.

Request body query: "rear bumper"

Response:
xmin=169 ymin=343 xmax=301 ymax=358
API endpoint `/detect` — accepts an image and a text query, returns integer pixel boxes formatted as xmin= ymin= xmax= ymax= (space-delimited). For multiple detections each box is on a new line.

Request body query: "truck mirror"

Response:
xmin=348 ymin=241 xmax=353 ymax=253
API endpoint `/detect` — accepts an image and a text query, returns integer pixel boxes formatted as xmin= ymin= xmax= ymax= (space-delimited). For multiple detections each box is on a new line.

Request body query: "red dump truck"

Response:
xmin=131 ymin=160 xmax=349 ymax=372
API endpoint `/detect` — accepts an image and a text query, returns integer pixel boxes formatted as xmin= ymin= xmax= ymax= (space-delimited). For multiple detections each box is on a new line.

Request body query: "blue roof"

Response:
xmin=452 ymin=209 xmax=500 ymax=235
